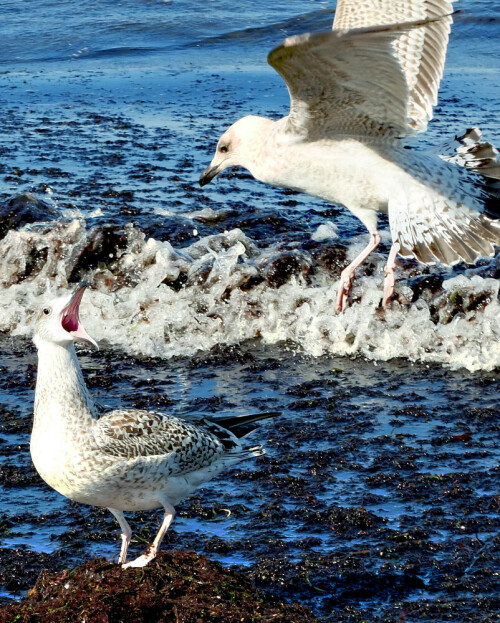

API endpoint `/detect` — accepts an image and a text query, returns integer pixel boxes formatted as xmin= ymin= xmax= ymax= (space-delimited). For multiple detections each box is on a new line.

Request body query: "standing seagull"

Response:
xmin=31 ymin=283 xmax=277 ymax=568
xmin=200 ymin=0 xmax=500 ymax=311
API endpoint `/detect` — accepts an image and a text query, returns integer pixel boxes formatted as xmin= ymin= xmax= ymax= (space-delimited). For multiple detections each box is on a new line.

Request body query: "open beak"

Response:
xmin=60 ymin=282 xmax=98 ymax=349
xmin=199 ymin=163 xmax=221 ymax=187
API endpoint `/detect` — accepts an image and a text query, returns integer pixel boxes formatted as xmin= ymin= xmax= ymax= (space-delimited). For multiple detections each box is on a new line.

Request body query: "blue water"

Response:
xmin=0 ymin=0 xmax=498 ymax=247
xmin=0 ymin=0 xmax=498 ymax=233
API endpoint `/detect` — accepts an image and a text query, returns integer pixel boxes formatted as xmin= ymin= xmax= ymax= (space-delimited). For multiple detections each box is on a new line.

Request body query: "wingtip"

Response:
xmin=268 ymin=31 xmax=320 ymax=65
xmin=248 ymin=445 xmax=266 ymax=458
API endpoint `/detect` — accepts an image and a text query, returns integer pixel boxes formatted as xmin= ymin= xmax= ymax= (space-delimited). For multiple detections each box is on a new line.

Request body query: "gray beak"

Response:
xmin=199 ymin=165 xmax=220 ymax=187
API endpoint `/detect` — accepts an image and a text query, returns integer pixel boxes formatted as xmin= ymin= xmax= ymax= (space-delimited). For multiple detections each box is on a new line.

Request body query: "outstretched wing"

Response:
xmin=95 ymin=409 xmax=226 ymax=474
xmin=333 ymin=0 xmax=455 ymax=133
xmin=268 ymin=20 xmax=435 ymax=140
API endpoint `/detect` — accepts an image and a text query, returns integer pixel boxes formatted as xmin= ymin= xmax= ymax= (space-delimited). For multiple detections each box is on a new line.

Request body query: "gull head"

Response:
xmin=34 ymin=282 xmax=98 ymax=350
xmin=199 ymin=115 xmax=273 ymax=186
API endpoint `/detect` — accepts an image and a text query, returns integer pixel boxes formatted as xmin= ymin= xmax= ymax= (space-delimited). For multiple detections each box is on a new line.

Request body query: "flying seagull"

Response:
xmin=200 ymin=0 xmax=500 ymax=311
xmin=31 ymin=283 xmax=278 ymax=568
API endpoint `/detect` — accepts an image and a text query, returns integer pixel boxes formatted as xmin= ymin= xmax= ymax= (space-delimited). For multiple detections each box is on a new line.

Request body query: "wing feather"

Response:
xmin=389 ymin=183 xmax=500 ymax=265
xmin=268 ymin=22 xmax=429 ymax=140
xmin=333 ymin=0 xmax=455 ymax=132
xmin=94 ymin=409 xmax=225 ymax=474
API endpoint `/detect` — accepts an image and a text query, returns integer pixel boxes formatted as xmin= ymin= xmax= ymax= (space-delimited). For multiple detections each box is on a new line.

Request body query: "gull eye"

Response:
xmin=43 ymin=308 xmax=50 ymax=315
xmin=219 ymin=145 xmax=229 ymax=154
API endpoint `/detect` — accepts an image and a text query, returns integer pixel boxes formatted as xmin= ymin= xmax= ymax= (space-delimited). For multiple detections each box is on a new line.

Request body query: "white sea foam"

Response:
xmin=0 ymin=218 xmax=498 ymax=371
xmin=311 ymin=221 xmax=338 ymax=242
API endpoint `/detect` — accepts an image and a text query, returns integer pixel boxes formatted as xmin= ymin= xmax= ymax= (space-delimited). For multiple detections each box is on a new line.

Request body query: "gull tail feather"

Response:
xmin=389 ymin=191 xmax=500 ymax=266
xmin=247 ymin=444 xmax=266 ymax=458
xmin=221 ymin=444 xmax=266 ymax=467
xmin=207 ymin=411 xmax=281 ymax=439
xmin=439 ymin=127 xmax=500 ymax=181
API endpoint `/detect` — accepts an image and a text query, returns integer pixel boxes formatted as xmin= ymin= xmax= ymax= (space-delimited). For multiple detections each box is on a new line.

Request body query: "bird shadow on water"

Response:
xmin=0 ymin=335 xmax=497 ymax=621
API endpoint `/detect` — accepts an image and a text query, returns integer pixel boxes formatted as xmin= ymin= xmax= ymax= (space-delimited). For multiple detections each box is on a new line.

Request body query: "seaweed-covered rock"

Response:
xmin=0 ymin=548 xmax=72 ymax=597
xmin=66 ymin=224 xmax=133 ymax=283
xmin=308 ymin=240 xmax=349 ymax=278
xmin=0 ymin=193 xmax=57 ymax=241
xmin=408 ymin=273 xmax=445 ymax=302
xmin=261 ymin=250 xmax=313 ymax=288
xmin=437 ymin=275 xmax=499 ymax=324
xmin=0 ymin=551 xmax=318 ymax=623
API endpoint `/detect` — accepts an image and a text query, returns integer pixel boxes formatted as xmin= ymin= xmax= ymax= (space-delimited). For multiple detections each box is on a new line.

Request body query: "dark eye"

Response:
xmin=219 ymin=145 xmax=228 ymax=154
xmin=43 ymin=308 xmax=50 ymax=315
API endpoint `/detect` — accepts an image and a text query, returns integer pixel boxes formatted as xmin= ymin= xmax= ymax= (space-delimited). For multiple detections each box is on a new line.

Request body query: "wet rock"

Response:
xmin=187 ymin=344 xmax=256 ymax=368
xmin=0 ymin=407 xmax=29 ymax=434
xmin=397 ymin=596 xmax=500 ymax=623
xmin=261 ymin=250 xmax=313 ymax=288
xmin=66 ymin=224 xmax=132 ymax=283
xmin=0 ymin=548 xmax=72 ymax=597
xmin=0 ymin=551 xmax=318 ymax=623
xmin=0 ymin=464 xmax=40 ymax=487
xmin=23 ymin=246 xmax=49 ymax=282
xmin=320 ymin=506 xmax=385 ymax=533
xmin=179 ymin=498 xmax=250 ymax=521
xmin=130 ymin=392 xmax=173 ymax=411
xmin=163 ymin=269 xmax=188 ymax=291
xmin=408 ymin=273 xmax=445 ymax=302
xmin=0 ymin=193 xmax=57 ymax=241
xmin=432 ymin=275 xmax=499 ymax=324
xmin=307 ymin=240 xmax=349 ymax=277
xmin=466 ymin=254 xmax=500 ymax=280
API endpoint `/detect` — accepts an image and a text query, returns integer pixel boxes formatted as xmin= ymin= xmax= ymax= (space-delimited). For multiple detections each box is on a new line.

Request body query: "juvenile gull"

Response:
xmin=31 ymin=283 xmax=277 ymax=568
xmin=200 ymin=0 xmax=500 ymax=311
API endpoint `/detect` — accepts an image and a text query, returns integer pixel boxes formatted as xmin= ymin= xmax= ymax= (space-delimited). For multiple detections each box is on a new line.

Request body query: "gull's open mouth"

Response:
xmin=60 ymin=283 xmax=98 ymax=348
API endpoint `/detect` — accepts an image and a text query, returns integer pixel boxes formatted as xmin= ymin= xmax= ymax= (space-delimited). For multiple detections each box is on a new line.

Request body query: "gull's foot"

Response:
xmin=335 ymin=274 xmax=353 ymax=313
xmin=382 ymin=242 xmax=399 ymax=308
xmin=122 ymin=546 xmax=157 ymax=569
xmin=382 ymin=291 xmax=395 ymax=308
xmin=335 ymin=232 xmax=382 ymax=312
xmin=382 ymin=271 xmax=396 ymax=308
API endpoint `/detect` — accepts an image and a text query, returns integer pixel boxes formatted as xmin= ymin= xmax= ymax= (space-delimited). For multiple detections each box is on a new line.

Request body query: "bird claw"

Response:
xmin=382 ymin=270 xmax=396 ymax=308
xmin=122 ymin=546 xmax=157 ymax=569
xmin=335 ymin=275 xmax=353 ymax=312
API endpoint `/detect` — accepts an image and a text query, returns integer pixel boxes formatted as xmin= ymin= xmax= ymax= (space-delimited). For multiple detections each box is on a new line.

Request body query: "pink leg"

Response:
xmin=382 ymin=242 xmax=400 ymax=308
xmin=108 ymin=508 xmax=132 ymax=565
xmin=336 ymin=232 xmax=381 ymax=312
xmin=122 ymin=503 xmax=176 ymax=569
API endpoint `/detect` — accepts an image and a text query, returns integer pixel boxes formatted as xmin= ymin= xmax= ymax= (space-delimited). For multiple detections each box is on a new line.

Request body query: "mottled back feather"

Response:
xmin=95 ymin=409 xmax=230 ymax=474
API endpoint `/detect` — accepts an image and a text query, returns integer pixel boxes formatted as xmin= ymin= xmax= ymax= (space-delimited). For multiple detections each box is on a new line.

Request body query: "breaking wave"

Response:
xmin=1 ymin=196 xmax=498 ymax=372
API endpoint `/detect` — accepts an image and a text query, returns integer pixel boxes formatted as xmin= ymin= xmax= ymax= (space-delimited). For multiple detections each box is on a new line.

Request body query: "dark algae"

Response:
xmin=0 ymin=551 xmax=318 ymax=623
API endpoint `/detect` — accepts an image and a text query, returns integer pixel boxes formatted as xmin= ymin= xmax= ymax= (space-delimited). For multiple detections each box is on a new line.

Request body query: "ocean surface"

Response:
xmin=0 ymin=1 xmax=498 ymax=619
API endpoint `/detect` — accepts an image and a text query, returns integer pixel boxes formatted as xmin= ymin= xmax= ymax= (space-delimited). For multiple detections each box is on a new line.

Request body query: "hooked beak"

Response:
xmin=199 ymin=163 xmax=222 ymax=187
xmin=60 ymin=282 xmax=98 ymax=349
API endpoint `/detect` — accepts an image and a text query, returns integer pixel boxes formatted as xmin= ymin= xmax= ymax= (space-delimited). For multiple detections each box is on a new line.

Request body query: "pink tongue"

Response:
xmin=61 ymin=313 xmax=79 ymax=333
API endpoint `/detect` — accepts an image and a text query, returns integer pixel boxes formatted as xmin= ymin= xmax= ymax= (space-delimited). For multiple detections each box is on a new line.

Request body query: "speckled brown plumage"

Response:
xmin=30 ymin=284 xmax=273 ymax=568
